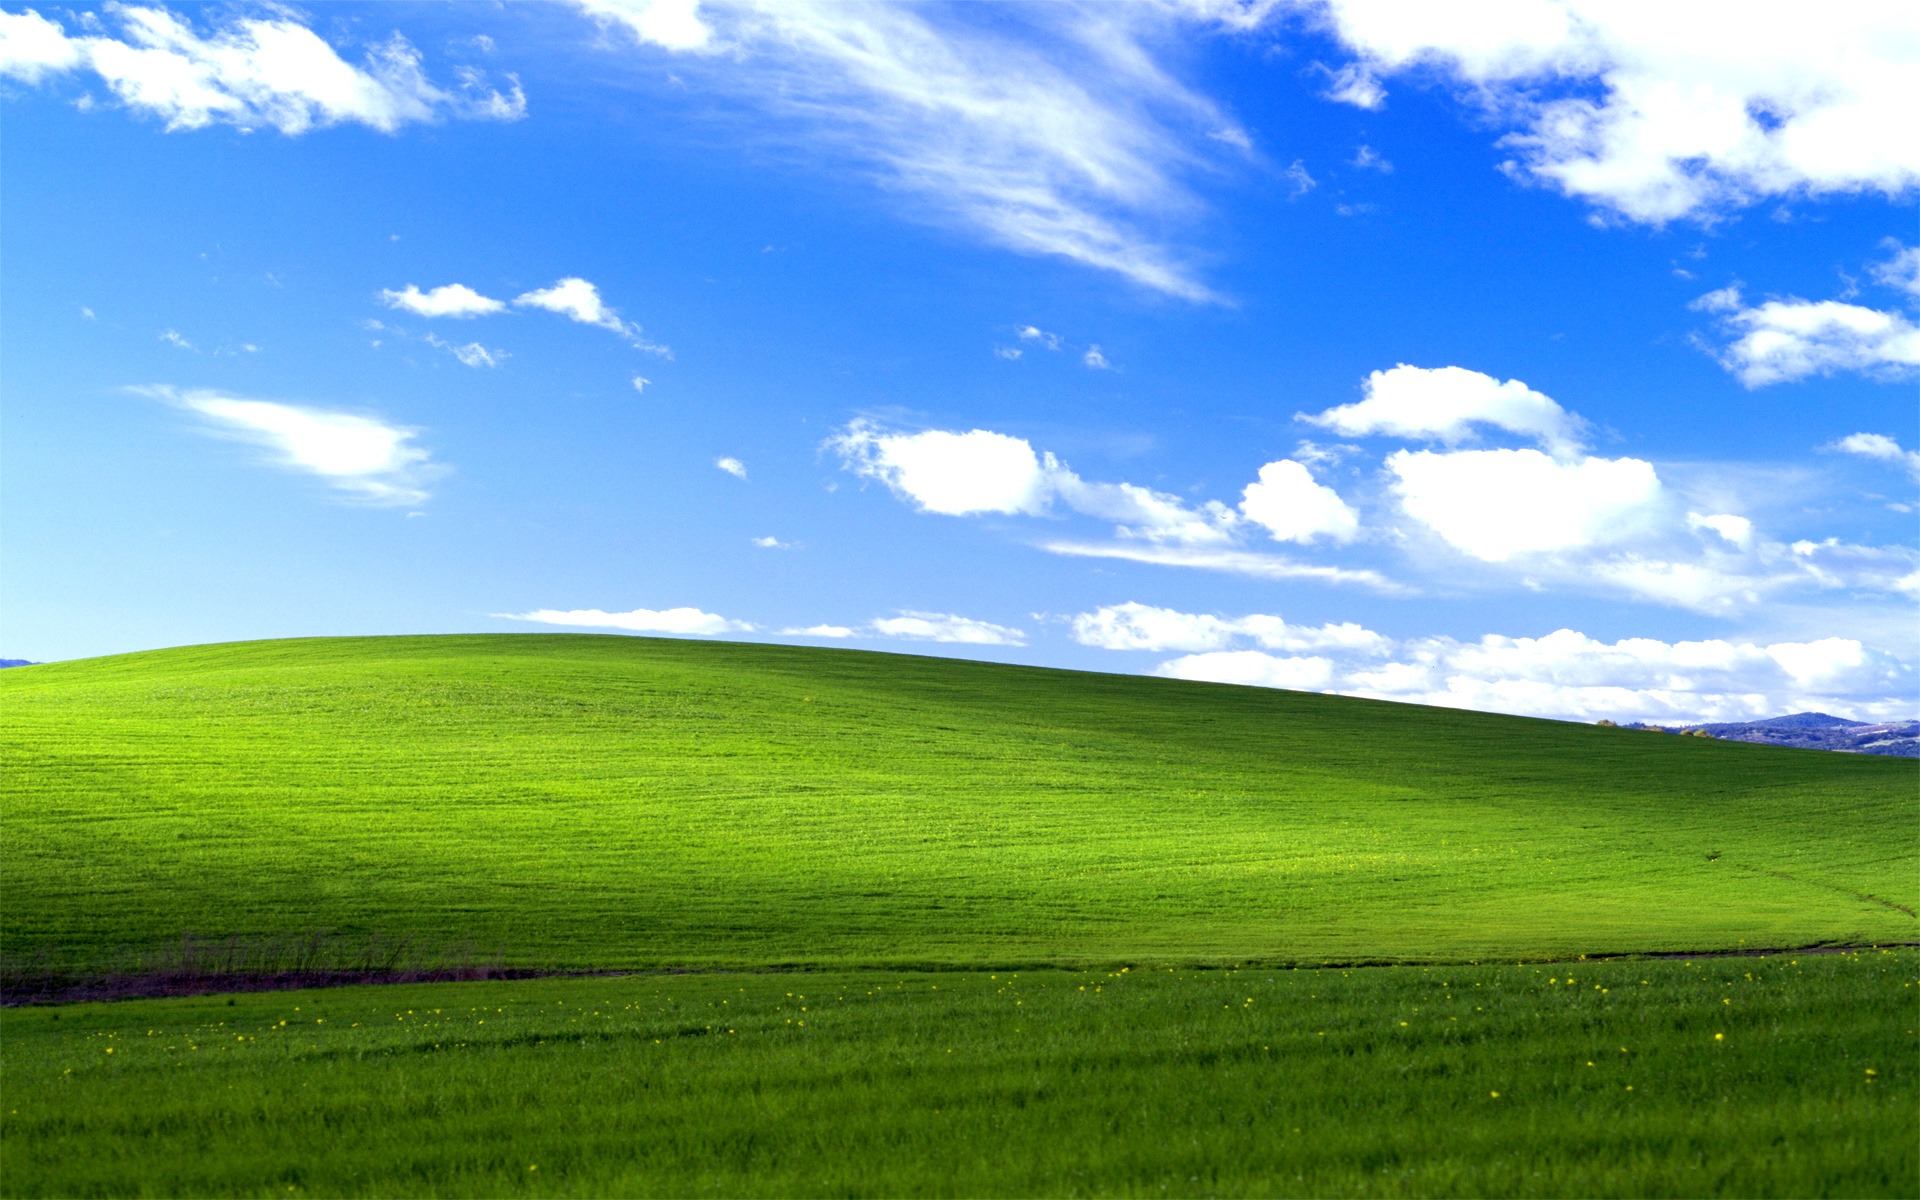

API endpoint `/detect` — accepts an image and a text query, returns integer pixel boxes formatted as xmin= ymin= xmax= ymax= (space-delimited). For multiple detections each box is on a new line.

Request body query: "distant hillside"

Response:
xmin=1629 ymin=712 xmax=1920 ymax=757
xmin=0 ymin=659 xmax=36 ymax=668
xmin=3 ymin=635 xmax=1913 ymax=976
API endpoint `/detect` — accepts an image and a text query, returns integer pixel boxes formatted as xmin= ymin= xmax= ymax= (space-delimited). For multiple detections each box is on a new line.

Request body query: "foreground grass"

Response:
xmin=3 ymin=951 xmax=1912 ymax=1198
xmin=4 ymin=635 xmax=1914 ymax=976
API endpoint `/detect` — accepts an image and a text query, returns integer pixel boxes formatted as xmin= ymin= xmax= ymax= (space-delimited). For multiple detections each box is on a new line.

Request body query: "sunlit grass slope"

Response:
xmin=3 ymin=634 xmax=1913 ymax=973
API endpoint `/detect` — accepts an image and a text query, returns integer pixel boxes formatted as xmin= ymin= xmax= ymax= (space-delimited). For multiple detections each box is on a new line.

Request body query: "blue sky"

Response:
xmin=4 ymin=1 xmax=1917 ymax=723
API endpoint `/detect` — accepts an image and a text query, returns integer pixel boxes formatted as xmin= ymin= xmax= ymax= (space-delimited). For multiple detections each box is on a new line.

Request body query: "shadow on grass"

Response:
xmin=0 ymin=930 xmax=552 ymax=1005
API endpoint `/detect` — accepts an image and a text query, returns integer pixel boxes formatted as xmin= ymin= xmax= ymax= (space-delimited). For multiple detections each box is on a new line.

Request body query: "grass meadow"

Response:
xmin=3 ymin=635 xmax=1915 ymax=1196
xmin=3 ymin=635 xmax=1913 ymax=977
xmin=4 ymin=951 xmax=1912 ymax=1197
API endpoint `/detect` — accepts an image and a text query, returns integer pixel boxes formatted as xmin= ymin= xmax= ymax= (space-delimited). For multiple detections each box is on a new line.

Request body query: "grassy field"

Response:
xmin=2 ymin=634 xmax=1914 ymax=978
xmin=3 ymin=950 xmax=1911 ymax=1197
xmin=4 ymin=634 xmax=1915 ymax=1197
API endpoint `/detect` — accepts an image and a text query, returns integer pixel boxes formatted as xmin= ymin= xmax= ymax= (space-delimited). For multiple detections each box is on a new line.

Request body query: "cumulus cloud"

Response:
xmin=1687 ymin=511 xmax=1753 ymax=547
xmin=503 ymin=606 xmax=754 ymax=635
xmin=1305 ymin=0 xmax=1920 ymax=223
xmin=830 ymin=418 xmax=1392 ymax=586
xmin=869 ymin=611 xmax=1026 ymax=646
xmin=1696 ymin=289 xmax=1920 ymax=386
xmin=515 ymin=277 xmax=669 ymax=354
xmin=1109 ymin=604 xmax=1915 ymax=723
xmin=1238 ymin=459 xmax=1359 ymax=544
xmin=1301 ymin=364 xmax=1586 ymax=455
xmin=2 ymin=5 xmax=523 ymax=134
xmin=715 ymin=456 xmax=747 ymax=478
xmin=830 ymin=422 xmax=1052 ymax=517
xmin=829 ymin=419 xmax=1248 ymax=543
xmin=1389 ymin=447 xmax=1662 ymax=562
xmin=381 ymin=283 xmax=506 ymax=318
xmin=781 ymin=623 xmax=853 ymax=637
xmin=148 ymin=386 xmax=438 ymax=505
xmin=1832 ymin=432 xmax=1920 ymax=480
xmin=574 ymin=1 xmax=1253 ymax=300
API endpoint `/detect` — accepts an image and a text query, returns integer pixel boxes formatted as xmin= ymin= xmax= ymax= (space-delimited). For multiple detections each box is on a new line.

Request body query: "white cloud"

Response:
xmin=1238 ymin=459 xmax=1359 ymax=544
xmin=715 ymin=456 xmax=747 ymax=478
xmin=751 ymin=535 xmax=792 ymax=549
xmin=830 ymin=419 xmax=1243 ymax=545
xmin=830 ymin=422 xmax=1051 ymax=516
xmin=515 ymin=277 xmax=669 ymax=354
xmin=1072 ymin=601 xmax=1390 ymax=655
xmin=1082 ymin=345 xmax=1111 ymax=370
xmin=1139 ymin=617 xmax=1914 ymax=725
xmin=1040 ymin=541 xmax=1400 ymax=590
xmin=1017 ymin=325 xmax=1062 ymax=350
xmin=4 ymin=5 xmax=523 ymax=134
xmin=631 ymin=375 xmax=651 ymax=393
xmin=151 ymin=386 xmax=437 ymax=505
xmin=1702 ymin=295 xmax=1920 ymax=386
xmin=1687 ymin=511 xmax=1753 ymax=547
xmin=994 ymin=347 xmax=1023 ymax=360
xmin=1306 ymin=0 xmax=1920 ymax=223
xmin=80 ymin=305 xmax=97 ymax=320
xmin=159 ymin=329 xmax=194 ymax=351
xmin=1389 ymin=447 xmax=1662 ymax=562
xmin=1284 ymin=158 xmax=1317 ymax=197
xmin=504 ymin=606 xmax=754 ymax=635
xmin=1833 ymin=432 xmax=1920 ymax=480
xmin=1159 ymin=650 xmax=1336 ymax=690
xmin=869 ymin=611 xmax=1026 ymax=646
xmin=577 ymin=0 xmax=714 ymax=52
xmin=381 ymin=283 xmax=506 ymax=318
xmin=1351 ymin=144 xmax=1392 ymax=172
xmin=1302 ymin=364 xmax=1586 ymax=455
xmin=576 ymin=1 xmax=1251 ymax=300
xmin=424 ymin=334 xmax=505 ymax=368
xmin=0 ymin=9 xmax=81 ymax=82
xmin=781 ymin=623 xmax=852 ymax=638
xmin=831 ymin=418 xmax=1403 ymax=587
xmin=1871 ymin=241 xmax=1920 ymax=298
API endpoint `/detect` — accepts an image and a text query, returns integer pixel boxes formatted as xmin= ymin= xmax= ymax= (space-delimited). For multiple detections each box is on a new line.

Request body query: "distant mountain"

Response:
xmin=0 ymin=659 xmax=36 ymax=668
xmin=1626 ymin=712 xmax=1919 ymax=757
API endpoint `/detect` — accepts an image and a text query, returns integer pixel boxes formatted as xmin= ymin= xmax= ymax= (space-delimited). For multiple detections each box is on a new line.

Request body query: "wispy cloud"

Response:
xmin=576 ymin=1 xmax=1255 ymax=300
xmin=147 ymin=386 xmax=439 ymax=505
xmin=424 ymin=334 xmax=506 ymax=368
xmin=715 ymin=456 xmax=747 ymax=478
xmin=1040 ymin=540 xmax=1400 ymax=591
xmin=0 ymin=6 xmax=523 ymax=134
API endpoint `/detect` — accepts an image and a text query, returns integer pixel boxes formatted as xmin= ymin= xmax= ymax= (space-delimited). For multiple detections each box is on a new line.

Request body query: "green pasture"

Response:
xmin=3 ymin=634 xmax=1914 ymax=976
xmin=3 ymin=950 xmax=1912 ymax=1197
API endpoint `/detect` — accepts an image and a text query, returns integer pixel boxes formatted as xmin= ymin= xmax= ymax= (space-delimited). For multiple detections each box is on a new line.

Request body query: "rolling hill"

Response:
xmin=3 ymin=634 xmax=1913 ymax=979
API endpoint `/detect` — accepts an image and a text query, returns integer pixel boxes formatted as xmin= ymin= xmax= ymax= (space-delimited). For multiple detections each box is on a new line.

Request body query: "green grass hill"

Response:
xmin=3 ymin=634 xmax=1913 ymax=975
